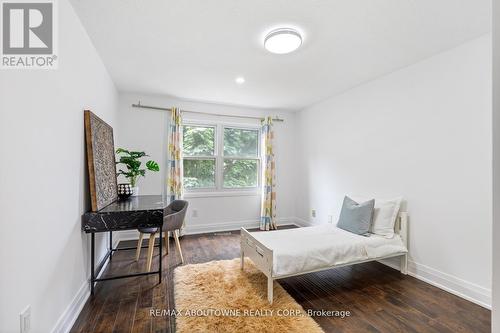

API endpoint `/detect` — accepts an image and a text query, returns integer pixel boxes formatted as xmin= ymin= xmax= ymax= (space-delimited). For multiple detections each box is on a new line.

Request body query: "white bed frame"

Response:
xmin=240 ymin=212 xmax=408 ymax=304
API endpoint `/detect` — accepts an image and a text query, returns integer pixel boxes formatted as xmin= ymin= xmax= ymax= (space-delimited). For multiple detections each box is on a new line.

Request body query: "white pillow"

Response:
xmin=351 ymin=196 xmax=402 ymax=238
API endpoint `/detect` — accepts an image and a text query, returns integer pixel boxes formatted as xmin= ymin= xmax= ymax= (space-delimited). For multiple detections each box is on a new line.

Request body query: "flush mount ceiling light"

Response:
xmin=264 ymin=28 xmax=302 ymax=54
xmin=235 ymin=76 xmax=245 ymax=84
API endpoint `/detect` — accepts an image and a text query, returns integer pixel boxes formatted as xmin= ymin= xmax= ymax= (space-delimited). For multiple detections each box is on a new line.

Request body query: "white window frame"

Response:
xmin=182 ymin=120 xmax=261 ymax=197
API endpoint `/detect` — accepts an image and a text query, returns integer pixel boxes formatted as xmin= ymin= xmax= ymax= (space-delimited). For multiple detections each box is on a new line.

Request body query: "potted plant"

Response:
xmin=115 ymin=148 xmax=159 ymax=197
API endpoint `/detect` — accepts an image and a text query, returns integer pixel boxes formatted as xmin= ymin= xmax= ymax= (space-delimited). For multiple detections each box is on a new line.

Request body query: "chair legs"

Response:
xmin=173 ymin=230 xmax=184 ymax=264
xmin=166 ymin=231 xmax=169 ymax=255
xmin=146 ymin=233 xmax=156 ymax=272
xmin=135 ymin=232 xmax=144 ymax=261
xmin=138 ymin=230 xmax=183 ymax=271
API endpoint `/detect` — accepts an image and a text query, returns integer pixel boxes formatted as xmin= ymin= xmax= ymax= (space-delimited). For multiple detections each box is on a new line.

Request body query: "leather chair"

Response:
xmin=135 ymin=200 xmax=188 ymax=271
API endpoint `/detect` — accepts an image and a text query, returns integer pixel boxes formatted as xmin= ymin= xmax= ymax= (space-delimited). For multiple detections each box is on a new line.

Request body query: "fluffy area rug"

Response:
xmin=173 ymin=258 xmax=324 ymax=333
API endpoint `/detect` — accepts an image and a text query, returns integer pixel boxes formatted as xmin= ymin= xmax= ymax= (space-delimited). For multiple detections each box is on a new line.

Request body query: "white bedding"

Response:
xmin=250 ymin=224 xmax=407 ymax=277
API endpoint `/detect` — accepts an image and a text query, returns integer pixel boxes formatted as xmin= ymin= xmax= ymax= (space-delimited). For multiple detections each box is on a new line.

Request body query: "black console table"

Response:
xmin=82 ymin=195 xmax=168 ymax=295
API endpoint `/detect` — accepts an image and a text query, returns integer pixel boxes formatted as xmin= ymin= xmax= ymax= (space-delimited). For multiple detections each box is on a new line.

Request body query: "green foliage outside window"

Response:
xmin=183 ymin=126 xmax=214 ymax=156
xmin=223 ymin=159 xmax=258 ymax=188
xmin=223 ymin=128 xmax=258 ymax=157
xmin=182 ymin=125 xmax=259 ymax=189
xmin=184 ymin=159 xmax=215 ymax=189
xmin=183 ymin=126 xmax=216 ymax=189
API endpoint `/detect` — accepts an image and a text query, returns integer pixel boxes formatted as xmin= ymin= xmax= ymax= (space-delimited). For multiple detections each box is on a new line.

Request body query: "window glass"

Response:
xmin=223 ymin=159 xmax=258 ymax=188
xmin=183 ymin=126 xmax=215 ymax=156
xmin=183 ymin=159 xmax=216 ymax=188
xmin=223 ymin=128 xmax=259 ymax=157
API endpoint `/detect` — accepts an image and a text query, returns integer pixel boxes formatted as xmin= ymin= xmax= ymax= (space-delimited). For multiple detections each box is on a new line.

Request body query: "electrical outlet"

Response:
xmin=328 ymin=215 xmax=333 ymax=223
xmin=311 ymin=209 xmax=316 ymax=218
xmin=192 ymin=209 xmax=198 ymax=218
xmin=20 ymin=306 xmax=30 ymax=333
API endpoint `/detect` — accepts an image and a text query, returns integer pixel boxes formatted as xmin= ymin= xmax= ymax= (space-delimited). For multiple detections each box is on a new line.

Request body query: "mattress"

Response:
xmin=249 ymin=224 xmax=407 ymax=277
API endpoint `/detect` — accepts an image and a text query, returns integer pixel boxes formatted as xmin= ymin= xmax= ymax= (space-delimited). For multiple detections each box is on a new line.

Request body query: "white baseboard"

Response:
xmin=295 ymin=217 xmax=492 ymax=309
xmin=185 ymin=219 xmax=260 ymax=235
xmin=50 ymin=237 xmax=120 ymax=333
xmin=184 ymin=217 xmax=295 ymax=235
xmin=294 ymin=216 xmax=317 ymax=227
xmin=117 ymin=217 xmax=297 ymax=240
xmin=50 ymin=281 xmax=89 ymax=333
xmin=407 ymin=260 xmax=491 ymax=309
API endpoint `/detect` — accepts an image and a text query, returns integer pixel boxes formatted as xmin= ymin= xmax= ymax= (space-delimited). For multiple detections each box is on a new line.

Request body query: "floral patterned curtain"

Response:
xmin=260 ymin=116 xmax=277 ymax=230
xmin=167 ymin=107 xmax=183 ymax=201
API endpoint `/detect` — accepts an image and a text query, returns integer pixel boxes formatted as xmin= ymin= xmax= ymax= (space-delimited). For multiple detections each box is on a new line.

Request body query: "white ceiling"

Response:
xmin=70 ymin=0 xmax=491 ymax=110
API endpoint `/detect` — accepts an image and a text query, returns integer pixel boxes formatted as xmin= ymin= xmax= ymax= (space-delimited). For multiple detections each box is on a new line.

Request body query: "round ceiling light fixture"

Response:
xmin=264 ymin=28 xmax=302 ymax=54
xmin=235 ymin=76 xmax=245 ymax=84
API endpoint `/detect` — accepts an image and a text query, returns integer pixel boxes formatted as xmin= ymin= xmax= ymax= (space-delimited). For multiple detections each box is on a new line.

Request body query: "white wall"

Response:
xmin=0 ymin=0 xmax=118 ymax=332
xmin=295 ymin=35 xmax=492 ymax=307
xmin=492 ymin=0 xmax=500 ymax=328
xmin=117 ymin=93 xmax=297 ymax=236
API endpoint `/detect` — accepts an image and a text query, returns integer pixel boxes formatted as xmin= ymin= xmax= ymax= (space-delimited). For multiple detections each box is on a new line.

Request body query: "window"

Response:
xmin=182 ymin=123 xmax=260 ymax=191
xmin=183 ymin=125 xmax=216 ymax=189
xmin=223 ymin=128 xmax=259 ymax=188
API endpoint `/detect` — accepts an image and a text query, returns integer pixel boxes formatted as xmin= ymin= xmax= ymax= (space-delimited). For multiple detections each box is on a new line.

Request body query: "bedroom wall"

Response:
xmin=492 ymin=0 xmax=500 ymax=328
xmin=116 ymin=92 xmax=297 ymax=236
xmin=295 ymin=35 xmax=492 ymax=307
xmin=0 ymin=0 xmax=118 ymax=331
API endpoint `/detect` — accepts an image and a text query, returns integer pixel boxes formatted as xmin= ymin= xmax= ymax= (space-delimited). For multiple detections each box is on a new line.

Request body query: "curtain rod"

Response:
xmin=131 ymin=101 xmax=285 ymax=122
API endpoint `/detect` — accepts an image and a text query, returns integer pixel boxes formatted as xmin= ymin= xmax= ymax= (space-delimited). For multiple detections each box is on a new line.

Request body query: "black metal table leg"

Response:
xmin=91 ymin=233 xmax=95 ymax=295
xmin=88 ymin=225 xmax=164 ymax=295
xmin=109 ymin=231 xmax=113 ymax=260
xmin=159 ymin=230 xmax=162 ymax=283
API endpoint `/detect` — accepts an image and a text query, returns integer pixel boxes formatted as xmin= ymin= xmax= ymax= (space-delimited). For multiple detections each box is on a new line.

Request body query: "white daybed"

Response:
xmin=240 ymin=212 xmax=408 ymax=304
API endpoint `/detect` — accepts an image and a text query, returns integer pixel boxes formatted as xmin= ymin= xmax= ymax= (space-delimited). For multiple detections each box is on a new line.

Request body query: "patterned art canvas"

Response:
xmin=84 ymin=110 xmax=118 ymax=211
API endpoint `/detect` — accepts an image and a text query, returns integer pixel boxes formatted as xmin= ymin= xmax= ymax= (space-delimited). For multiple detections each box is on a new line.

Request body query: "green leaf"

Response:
xmin=146 ymin=160 xmax=160 ymax=172
xmin=130 ymin=151 xmax=148 ymax=159
xmin=116 ymin=148 xmax=130 ymax=154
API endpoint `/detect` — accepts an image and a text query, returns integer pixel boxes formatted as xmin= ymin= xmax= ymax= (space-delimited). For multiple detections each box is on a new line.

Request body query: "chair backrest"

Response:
xmin=163 ymin=200 xmax=189 ymax=232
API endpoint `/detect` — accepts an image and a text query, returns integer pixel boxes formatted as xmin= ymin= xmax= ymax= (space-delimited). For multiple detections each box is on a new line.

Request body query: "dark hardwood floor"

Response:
xmin=71 ymin=228 xmax=491 ymax=333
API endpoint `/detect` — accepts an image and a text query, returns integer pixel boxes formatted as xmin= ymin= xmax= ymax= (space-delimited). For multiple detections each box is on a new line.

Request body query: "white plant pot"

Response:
xmin=131 ymin=186 xmax=139 ymax=196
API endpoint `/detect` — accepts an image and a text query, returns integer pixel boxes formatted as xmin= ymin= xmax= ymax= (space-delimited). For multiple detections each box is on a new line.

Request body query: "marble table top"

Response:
xmin=82 ymin=195 xmax=169 ymax=233
xmin=98 ymin=195 xmax=168 ymax=213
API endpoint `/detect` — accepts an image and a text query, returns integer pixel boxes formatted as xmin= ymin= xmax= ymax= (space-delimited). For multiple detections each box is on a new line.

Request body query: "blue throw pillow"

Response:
xmin=337 ymin=196 xmax=375 ymax=235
